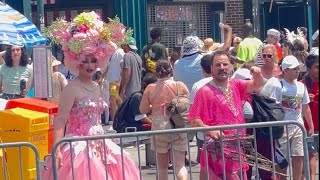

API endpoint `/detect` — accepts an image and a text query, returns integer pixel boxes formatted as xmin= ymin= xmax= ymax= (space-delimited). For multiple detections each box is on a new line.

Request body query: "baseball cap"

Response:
xmin=281 ymin=55 xmax=300 ymax=70
xmin=267 ymin=29 xmax=281 ymax=39
xmin=231 ymin=68 xmax=252 ymax=80
xmin=127 ymin=37 xmax=138 ymax=50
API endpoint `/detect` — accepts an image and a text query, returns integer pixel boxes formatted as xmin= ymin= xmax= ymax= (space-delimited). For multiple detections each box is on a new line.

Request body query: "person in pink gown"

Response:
xmin=41 ymin=11 xmax=141 ymax=180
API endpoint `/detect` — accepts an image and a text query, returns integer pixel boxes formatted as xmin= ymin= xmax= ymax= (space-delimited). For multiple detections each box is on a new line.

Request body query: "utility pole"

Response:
xmin=23 ymin=0 xmax=32 ymax=21
xmin=307 ymin=0 xmax=313 ymax=49
xmin=37 ymin=0 xmax=44 ymax=30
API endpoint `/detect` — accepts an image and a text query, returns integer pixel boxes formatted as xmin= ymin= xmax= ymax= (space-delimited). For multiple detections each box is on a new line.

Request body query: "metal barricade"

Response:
xmin=0 ymin=142 xmax=42 ymax=180
xmin=50 ymin=121 xmax=312 ymax=180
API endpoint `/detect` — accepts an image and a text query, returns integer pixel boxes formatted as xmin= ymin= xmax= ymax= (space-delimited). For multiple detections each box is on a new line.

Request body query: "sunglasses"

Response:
xmin=262 ymin=54 xmax=273 ymax=59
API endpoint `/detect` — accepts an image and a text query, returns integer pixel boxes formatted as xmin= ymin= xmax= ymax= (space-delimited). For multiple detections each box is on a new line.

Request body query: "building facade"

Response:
xmin=2 ymin=0 xmax=318 ymax=52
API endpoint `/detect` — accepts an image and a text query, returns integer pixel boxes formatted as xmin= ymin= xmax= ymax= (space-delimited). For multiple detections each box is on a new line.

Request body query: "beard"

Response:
xmin=213 ymin=70 xmax=230 ymax=81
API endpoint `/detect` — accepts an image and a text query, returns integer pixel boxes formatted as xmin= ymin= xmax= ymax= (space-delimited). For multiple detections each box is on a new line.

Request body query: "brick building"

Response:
xmin=225 ymin=0 xmax=245 ymax=35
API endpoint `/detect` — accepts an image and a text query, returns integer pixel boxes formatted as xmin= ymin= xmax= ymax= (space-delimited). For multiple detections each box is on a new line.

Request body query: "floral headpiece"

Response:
xmin=43 ymin=11 xmax=132 ymax=74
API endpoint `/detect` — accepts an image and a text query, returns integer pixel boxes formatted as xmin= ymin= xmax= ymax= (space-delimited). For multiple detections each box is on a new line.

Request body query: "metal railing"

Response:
xmin=0 ymin=142 xmax=41 ymax=180
xmin=48 ymin=120 xmax=311 ymax=180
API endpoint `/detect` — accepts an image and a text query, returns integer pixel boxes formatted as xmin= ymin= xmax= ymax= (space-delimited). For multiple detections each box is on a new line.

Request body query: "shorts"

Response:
xmin=151 ymin=115 xmax=188 ymax=153
xmin=278 ymin=126 xmax=304 ymax=158
xmin=307 ymin=131 xmax=319 ymax=154
xmin=109 ymin=82 xmax=121 ymax=101
xmin=185 ymin=122 xmax=196 ymax=142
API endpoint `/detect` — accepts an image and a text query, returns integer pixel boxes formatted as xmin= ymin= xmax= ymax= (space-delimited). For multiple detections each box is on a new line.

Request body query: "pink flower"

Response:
xmin=73 ymin=33 xmax=87 ymax=40
xmin=77 ymin=24 xmax=89 ymax=33
xmin=83 ymin=44 xmax=97 ymax=54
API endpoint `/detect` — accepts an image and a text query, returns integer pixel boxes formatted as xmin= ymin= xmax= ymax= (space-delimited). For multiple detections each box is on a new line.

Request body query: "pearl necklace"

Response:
xmin=211 ymin=80 xmax=238 ymax=117
xmin=81 ymin=82 xmax=96 ymax=92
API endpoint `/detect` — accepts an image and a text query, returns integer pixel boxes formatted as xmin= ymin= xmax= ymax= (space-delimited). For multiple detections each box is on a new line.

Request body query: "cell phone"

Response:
xmin=20 ymin=79 xmax=26 ymax=92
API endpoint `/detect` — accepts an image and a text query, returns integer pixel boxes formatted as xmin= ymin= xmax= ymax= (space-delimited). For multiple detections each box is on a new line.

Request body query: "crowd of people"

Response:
xmin=0 ymin=11 xmax=318 ymax=180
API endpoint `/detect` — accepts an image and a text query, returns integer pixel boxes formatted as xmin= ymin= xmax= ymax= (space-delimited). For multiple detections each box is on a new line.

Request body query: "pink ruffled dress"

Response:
xmin=41 ymin=97 xmax=141 ymax=180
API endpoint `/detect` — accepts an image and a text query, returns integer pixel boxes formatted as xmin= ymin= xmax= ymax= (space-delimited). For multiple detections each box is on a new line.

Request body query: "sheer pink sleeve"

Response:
xmin=188 ymin=85 xmax=212 ymax=125
xmin=232 ymin=79 xmax=249 ymax=101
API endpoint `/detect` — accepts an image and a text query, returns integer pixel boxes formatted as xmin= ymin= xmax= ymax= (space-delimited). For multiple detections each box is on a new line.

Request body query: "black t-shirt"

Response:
xmin=126 ymin=92 xmax=150 ymax=132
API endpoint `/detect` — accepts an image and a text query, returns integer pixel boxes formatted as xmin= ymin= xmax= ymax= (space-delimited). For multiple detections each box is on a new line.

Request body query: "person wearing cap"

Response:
xmin=120 ymin=37 xmax=142 ymax=100
xmin=270 ymin=55 xmax=314 ymax=180
xmin=236 ymin=19 xmax=263 ymax=68
xmin=267 ymin=29 xmax=283 ymax=61
xmin=47 ymin=55 xmax=68 ymax=103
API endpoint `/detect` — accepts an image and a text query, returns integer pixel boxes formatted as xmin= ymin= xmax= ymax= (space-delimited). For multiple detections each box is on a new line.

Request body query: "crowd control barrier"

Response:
xmin=0 ymin=142 xmax=42 ymax=180
xmin=48 ymin=121 xmax=312 ymax=180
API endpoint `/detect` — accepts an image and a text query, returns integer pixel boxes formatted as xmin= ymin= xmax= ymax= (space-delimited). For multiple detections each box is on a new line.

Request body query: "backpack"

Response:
xmin=166 ymin=82 xmax=190 ymax=128
xmin=251 ymin=93 xmax=285 ymax=139
xmin=113 ymin=92 xmax=139 ymax=133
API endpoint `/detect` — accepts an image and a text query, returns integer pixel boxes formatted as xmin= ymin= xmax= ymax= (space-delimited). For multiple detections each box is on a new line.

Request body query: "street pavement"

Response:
xmin=103 ymin=125 xmax=318 ymax=180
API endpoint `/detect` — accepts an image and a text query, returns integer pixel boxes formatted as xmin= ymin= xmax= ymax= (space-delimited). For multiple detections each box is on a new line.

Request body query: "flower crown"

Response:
xmin=43 ymin=11 xmax=133 ymax=74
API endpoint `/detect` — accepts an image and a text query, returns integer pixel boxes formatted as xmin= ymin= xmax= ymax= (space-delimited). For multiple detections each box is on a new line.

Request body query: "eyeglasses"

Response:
xmin=262 ymin=54 xmax=273 ymax=59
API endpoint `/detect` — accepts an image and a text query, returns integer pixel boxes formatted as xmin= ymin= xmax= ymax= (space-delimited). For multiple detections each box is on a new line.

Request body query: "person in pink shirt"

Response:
xmin=188 ymin=50 xmax=264 ymax=180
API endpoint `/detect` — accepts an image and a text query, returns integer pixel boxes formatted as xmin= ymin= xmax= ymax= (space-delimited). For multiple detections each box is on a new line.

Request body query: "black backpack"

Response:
xmin=113 ymin=92 xmax=139 ymax=133
xmin=251 ymin=93 xmax=285 ymax=139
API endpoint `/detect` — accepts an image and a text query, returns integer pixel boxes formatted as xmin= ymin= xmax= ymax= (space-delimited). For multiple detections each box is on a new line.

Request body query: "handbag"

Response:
xmin=167 ymin=82 xmax=189 ymax=128
xmin=275 ymin=147 xmax=288 ymax=169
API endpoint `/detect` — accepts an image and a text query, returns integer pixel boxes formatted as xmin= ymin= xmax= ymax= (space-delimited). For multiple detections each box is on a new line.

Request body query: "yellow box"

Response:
xmin=0 ymin=108 xmax=49 ymax=180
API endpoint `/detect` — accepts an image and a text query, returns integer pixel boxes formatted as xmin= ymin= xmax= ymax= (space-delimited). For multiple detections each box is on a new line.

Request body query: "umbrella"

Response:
xmin=0 ymin=2 xmax=47 ymax=47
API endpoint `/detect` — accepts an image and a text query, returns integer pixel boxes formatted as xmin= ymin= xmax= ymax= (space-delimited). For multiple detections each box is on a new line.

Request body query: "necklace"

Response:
xmin=81 ymin=82 xmax=96 ymax=92
xmin=211 ymin=80 xmax=238 ymax=117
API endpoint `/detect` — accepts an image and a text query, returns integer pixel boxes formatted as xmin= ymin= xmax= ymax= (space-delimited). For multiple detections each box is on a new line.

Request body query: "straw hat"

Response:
xmin=202 ymin=38 xmax=221 ymax=52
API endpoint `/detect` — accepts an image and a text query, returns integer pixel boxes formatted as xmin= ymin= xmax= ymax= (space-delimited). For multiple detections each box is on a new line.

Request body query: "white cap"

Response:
xmin=312 ymin=30 xmax=319 ymax=41
xmin=232 ymin=68 xmax=252 ymax=80
xmin=267 ymin=29 xmax=281 ymax=39
xmin=281 ymin=55 xmax=300 ymax=70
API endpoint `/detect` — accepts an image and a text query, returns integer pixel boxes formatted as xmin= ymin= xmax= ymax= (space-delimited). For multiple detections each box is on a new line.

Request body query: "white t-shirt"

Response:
xmin=107 ymin=48 xmax=124 ymax=83
xmin=260 ymin=77 xmax=279 ymax=97
xmin=189 ymin=76 xmax=212 ymax=104
xmin=270 ymin=79 xmax=310 ymax=126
